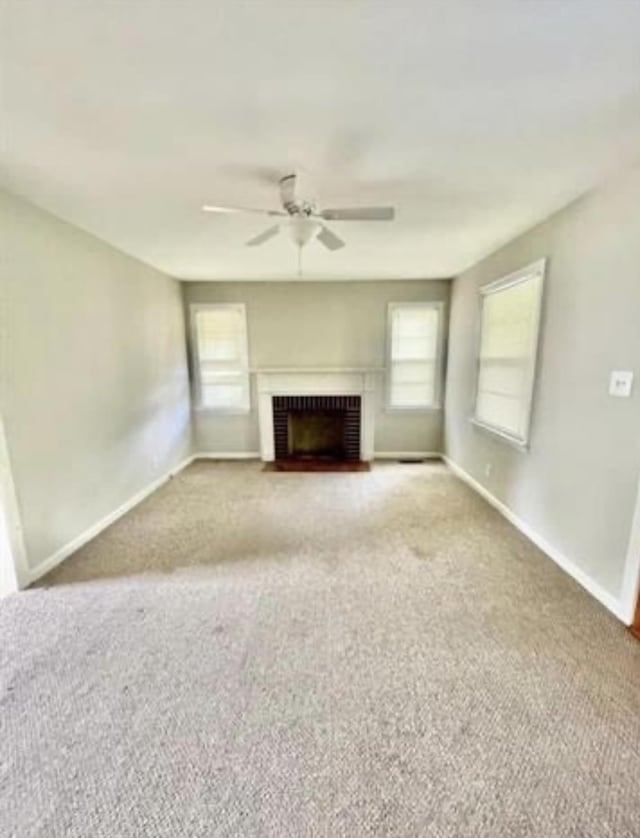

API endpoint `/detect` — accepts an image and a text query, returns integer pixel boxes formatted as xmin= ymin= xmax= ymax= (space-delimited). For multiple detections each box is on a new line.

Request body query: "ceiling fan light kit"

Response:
xmin=202 ymin=173 xmax=395 ymax=269
xmin=289 ymin=216 xmax=321 ymax=248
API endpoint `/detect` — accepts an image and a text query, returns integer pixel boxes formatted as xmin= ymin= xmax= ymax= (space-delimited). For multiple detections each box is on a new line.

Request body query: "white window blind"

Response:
xmin=388 ymin=303 xmax=442 ymax=409
xmin=474 ymin=260 xmax=545 ymax=445
xmin=191 ymin=304 xmax=250 ymax=412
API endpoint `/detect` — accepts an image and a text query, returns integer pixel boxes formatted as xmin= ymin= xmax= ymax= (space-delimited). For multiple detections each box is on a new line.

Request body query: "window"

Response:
xmin=190 ymin=304 xmax=250 ymax=412
xmin=387 ymin=302 xmax=443 ymax=409
xmin=474 ymin=259 xmax=546 ymax=446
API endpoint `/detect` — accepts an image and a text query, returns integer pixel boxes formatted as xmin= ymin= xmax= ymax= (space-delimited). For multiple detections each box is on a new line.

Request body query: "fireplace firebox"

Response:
xmin=272 ymin=395 xmax=361 ymax=462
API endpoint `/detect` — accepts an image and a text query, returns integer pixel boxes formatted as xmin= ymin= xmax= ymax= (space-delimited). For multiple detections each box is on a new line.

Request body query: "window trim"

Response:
xmin=386 ymin=301 xmax=445 ymax=412
xmin=189 ymin=302 xmax=251 ymax=414
xmin=471 ymin=258 xmax=546 ymax=449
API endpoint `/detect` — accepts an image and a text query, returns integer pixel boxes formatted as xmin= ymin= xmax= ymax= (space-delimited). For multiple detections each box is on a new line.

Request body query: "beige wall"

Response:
xmin=182 ymin=280 xmax=450 ymax=455
xmin=445 ymin=165 xmax=640 ymax=601
xmin=0 ymin=190 xmax=192 ymax=575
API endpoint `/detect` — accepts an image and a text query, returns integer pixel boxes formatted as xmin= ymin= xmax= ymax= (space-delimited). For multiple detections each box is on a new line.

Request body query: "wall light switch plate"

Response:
xmin=609 ymin=370 xmax=634 ymax=398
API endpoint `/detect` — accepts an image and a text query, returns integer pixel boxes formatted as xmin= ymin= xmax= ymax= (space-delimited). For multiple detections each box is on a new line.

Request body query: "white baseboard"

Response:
xmin=27 ymin=448 xmax=632 ymax=626
xmin=620 ymin=476 xmax=640 ymax=625
xmin=193 ymin=451 xmax=261 ymax=460
xmin=195 ymin=451 xmax=444 ymax=462
xmin=26 ymin=455 xmax=195 ymax=585
xmin=374 ymin=451 xmax=443 ymax=460
xmin=443 ymin=456 xmax=628 ymax=624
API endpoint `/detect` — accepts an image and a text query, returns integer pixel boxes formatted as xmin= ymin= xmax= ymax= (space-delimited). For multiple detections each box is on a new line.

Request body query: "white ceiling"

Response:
xmin=2 ymin=1 xmax=640 ymax=281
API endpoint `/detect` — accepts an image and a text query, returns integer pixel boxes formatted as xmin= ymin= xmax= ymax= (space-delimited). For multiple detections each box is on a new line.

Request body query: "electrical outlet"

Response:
xmin=609 ymin=370 xmax=633 ymax=398
xmin=485 ymin=463 xmax=492 ymax=477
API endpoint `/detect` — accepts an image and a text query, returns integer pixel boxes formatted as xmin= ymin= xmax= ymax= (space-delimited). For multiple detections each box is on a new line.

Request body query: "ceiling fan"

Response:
xmin=202 ymin=173 xmax=395 ymax=254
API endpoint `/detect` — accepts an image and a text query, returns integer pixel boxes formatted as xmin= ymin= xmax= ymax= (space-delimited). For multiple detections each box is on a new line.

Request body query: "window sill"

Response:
xmin=194 ymin=405 xmax=252 ymax=416
xmin=470 ymin=417 xmax=529 ymax=451
xmin=385 ymin=404 xmax=443 ymax=414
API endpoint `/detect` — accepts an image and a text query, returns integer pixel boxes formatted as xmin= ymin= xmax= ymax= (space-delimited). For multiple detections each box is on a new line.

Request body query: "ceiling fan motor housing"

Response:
xmin=279 ymin=173 xmax=315 ymax=216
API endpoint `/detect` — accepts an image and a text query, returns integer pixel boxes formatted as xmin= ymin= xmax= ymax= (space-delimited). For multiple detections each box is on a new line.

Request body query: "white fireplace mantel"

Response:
xmin=256 ymin=368 xmax=379 ymax=461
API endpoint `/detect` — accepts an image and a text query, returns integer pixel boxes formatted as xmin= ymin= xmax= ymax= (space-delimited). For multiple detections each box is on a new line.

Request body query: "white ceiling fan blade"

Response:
xmin=317 ymin=225 xmax=346 ymax=251
xmin=246 ymin=225 xmax=280 ymax=247
xmin=202 ymin=204 xmax=286 ymax=216
xmin=279 ymin=173 xmax=297 ymax=208
xmin=320 ymin=206 xmax=395 ymax=221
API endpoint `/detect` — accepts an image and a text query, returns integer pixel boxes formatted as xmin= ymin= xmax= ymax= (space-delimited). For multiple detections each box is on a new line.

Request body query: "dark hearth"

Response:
xmin=263 ymin=460 xmax=370 ymax=473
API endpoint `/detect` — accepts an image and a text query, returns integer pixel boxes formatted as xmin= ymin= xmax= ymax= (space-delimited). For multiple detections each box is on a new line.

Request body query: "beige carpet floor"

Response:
xmin=2 ymin=460 xmax=640 ymax=837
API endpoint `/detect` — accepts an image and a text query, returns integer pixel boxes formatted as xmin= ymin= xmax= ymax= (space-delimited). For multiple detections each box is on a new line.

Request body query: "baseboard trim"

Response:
xmin=28 ymin=449 xmax=628 ymax=623
xmin=193 ymin=451 xmax=261 ymax=460
xmin=374 ymin=451 xmax=443 ymax=460
xmin=195 ymin=451 xmax=444 ymax=462
xmin=620 ymin=476 xmax=640 ymax=626
xmin=26 ymin=455 xmax=195 ymax=585
xmin=443 ymin=456 xmax=628 ymax=624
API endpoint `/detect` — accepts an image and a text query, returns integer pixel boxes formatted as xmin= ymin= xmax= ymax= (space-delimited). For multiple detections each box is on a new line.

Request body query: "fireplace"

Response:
xmin=256 ymin=369 xmax=376 ymax=463
xmin=272 ymin=395 xmax=361 ymax=462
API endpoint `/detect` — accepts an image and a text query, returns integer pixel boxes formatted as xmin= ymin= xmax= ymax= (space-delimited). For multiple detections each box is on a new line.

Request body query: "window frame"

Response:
xmin=471 ymin=258 xmax=546 ymax=449
xmin=189 ymin=302 xmax=251 ymax=414
xmin=386 ymin=301 xmax=445 ymax=412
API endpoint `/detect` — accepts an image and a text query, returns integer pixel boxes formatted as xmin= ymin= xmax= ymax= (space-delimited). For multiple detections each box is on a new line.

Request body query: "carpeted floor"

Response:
xmin=2 ymin=461 xmax=640 ymax=837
